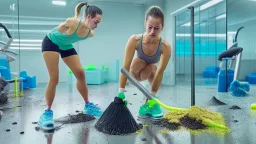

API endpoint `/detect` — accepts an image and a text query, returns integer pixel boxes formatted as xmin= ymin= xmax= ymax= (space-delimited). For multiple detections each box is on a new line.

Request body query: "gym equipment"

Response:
xmin=0 ymin=77 xmax=25 ymax=97
xmin=83 ymin=64 xmax=97 ymax=70
xmin=20 ymin=71 xmax=36 ymax=89
xmin=246 ymin=73 xmax=256 ymax=84
xmin=202 ymin=66 xmax=220 ymax=78
xmin=68 ymin=64 xmax=109 ymax=85
xmin=217 ymin=27 xmax=244 ymax=92
xmin=0 ymin=76 xmax=24 ymax=105
xmin=0 ymin=23 xmax=17 ymax=81
xmin=0 ymin=23 xmax=36 ymax=104
xmin=217 ymin=48 xmax=243 ymax=92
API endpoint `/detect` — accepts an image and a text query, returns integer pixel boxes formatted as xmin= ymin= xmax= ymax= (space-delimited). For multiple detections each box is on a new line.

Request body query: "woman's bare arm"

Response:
xmin=151 ymin=40 xmax=172 ymax=94
xmin=119 ymin=34 xmax=139 ymax=88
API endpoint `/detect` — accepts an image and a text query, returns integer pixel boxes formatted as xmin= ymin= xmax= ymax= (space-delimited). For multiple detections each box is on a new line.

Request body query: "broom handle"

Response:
xmin=121 ymin=68 xmax=155 ymax=100
xmin=121 ymin=68 xmax=185 ymax=111
xmin=203 ymin=118 xmax=229 ymax=130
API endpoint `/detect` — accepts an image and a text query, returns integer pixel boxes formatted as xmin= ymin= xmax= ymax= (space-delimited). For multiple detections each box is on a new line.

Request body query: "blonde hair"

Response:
xmin=75 ymin=2 xmax=88 ymax=18
xmin=145 ymin=6 xmax=164 ymax=27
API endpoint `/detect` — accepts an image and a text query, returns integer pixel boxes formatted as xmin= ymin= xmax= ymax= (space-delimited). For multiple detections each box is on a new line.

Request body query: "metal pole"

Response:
xmin=234 ymin=53 xmax=242 ymax=80
xmin=225 ymin=59 xmax=228 ymax=92
xmin=189 ymin=6 xmax=195 ymax=106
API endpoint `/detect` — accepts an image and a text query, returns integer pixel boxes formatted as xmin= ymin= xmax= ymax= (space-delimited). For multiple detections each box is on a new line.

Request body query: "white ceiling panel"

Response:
xmin=68 ymin=0 xmax=151 ymax=5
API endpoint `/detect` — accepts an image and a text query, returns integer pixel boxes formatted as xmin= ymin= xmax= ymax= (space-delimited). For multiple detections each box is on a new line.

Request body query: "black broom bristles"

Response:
xmin=95 ymin=97 xmax=142 ymax=135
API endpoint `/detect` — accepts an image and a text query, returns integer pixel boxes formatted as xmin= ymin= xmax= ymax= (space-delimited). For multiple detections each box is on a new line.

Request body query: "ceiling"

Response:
xmin=70 ymin=0 xmax=149 ymax=5
xmin=1 ymin=0 xmax=256 ymax=34
xmin=0 ymin=0 xmax=162 ymax=17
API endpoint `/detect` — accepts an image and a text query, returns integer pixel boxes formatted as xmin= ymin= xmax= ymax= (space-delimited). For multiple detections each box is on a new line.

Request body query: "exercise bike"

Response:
xmin=217 ymin=26 xmax=244 ymax=92
xmin=0 ymin=23 xmax=20 ymax=104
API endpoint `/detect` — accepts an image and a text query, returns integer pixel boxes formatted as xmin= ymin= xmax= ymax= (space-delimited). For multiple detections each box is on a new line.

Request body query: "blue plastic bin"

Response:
xmin=246 ymin=73 xmax=256 ymax=84
xmin=0 ymin=66 xmax=11 ymax=80
xmin=202 ymin=66 xmax=220 ymax=78
xmin=218 ymin=69 xmax=234 ymax=92
xmin=85 ymin=70 xmax=108 ymax=85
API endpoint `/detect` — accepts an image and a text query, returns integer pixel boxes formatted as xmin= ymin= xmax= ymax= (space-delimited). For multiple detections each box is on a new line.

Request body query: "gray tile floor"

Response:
xmin=0 ymin=79 xmax=256 ymax=144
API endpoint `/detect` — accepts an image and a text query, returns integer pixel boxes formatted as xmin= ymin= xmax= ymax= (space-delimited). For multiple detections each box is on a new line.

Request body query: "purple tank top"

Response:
xmin=136 ymin=35 xmax=162 ymax=64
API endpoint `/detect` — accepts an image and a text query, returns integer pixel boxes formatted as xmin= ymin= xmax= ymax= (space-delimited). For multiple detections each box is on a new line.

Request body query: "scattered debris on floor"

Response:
xmin=207 ymin=96 xmax=226 ymax=106
xmin=34 ymin=113 xmax=95 ymax=133
xmin=35 ymin=124 xmax=62 ymax=133
xmin=161 ymin=106 xmax=229 ymax=135
xmin=55 ymin=113 xmax=95 ymax=124
xmin=233 ymin=120 xmax=238 ymax=123
xmin=229 ymin=105 xmax=241 ymax=110
xmin=136 ymin=129 xmax=142 ymax=134
xmin=141 ymin=137 xmax=147 ymax=141
xmin=35 ymin=127 xmax=40 ymax=131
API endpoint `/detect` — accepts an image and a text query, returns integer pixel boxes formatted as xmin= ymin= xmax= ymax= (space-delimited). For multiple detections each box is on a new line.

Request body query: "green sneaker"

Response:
xmin=138 ymin=103 xmax=152 ymax=118
xmin=150 ymin=102 xmax=164 ymax=119
xmin=138 ymin=100 xmax=163 ymax=119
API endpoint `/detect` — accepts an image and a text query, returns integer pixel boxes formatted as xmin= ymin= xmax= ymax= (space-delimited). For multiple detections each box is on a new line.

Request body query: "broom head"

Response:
xmin=94 ymin=97 xmax=142 ymax=135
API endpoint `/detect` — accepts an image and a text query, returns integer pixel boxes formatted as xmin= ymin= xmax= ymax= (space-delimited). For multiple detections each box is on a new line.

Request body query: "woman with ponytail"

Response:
xmin=39 ymin=2 xmax=103 ymax=130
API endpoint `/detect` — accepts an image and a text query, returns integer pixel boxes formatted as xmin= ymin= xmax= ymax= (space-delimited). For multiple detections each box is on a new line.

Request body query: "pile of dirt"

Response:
xmin=55 ymin=113 xmax=95 ymax=124
xmin=162 ymin=106 xmax=229 ymax=135
xmin=153 ymin=119 xmax=181 ymax=131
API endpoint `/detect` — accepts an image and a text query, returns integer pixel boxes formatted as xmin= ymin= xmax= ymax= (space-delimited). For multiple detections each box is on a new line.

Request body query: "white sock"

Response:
xmin=119 ymin=88 xmax=125 ymax=93
xmin=151 ymin=91 xmax=157 ymax=96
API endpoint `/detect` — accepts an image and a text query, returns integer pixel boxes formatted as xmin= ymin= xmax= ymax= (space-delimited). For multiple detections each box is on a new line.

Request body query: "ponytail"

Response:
xmin=75 ymin=2 xmax=88 ymax=18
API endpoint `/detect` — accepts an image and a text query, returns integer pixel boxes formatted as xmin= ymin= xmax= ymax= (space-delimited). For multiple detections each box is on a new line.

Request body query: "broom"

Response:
xmin=94 ymin=94 xmax=142 ymax=135
xmin=121 ymin=68 xmax=228 ymax=130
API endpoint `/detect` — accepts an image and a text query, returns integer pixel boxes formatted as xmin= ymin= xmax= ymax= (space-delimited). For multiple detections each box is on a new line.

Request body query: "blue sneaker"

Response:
xmin=38 ymin=110 xmax=54 ymax=130
xmin=83 ymin=102 xmax=102 ymax=117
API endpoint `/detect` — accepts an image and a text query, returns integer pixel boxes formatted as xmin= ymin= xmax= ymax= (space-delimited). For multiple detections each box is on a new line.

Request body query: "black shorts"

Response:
xmin=41 ymin=35 xmax=77 ymax=58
